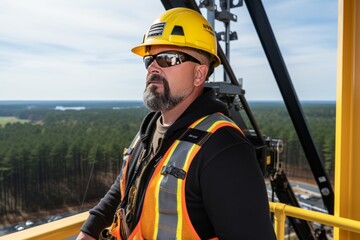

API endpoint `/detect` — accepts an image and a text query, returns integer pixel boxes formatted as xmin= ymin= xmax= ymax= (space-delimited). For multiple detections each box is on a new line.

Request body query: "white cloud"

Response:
xmin=0 ymin=0 xmax=337 ymax=100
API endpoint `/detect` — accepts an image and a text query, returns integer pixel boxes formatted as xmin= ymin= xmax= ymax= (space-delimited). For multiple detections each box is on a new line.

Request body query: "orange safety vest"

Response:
xmin=111 ymin=113 xmax=243 ymax=240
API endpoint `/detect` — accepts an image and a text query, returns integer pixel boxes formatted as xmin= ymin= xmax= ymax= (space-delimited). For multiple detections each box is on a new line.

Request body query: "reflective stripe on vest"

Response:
xmin=128 ymin=113 xmax=242 ymax=240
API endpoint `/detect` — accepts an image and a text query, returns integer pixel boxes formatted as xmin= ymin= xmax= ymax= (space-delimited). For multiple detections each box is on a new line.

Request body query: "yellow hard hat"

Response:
xmin=131 ymin=7 xmax=221 ymax=67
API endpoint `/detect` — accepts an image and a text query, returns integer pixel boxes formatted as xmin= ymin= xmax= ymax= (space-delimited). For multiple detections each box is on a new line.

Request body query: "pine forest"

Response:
xmin=0 ymin=101 xmax=335 ymax=228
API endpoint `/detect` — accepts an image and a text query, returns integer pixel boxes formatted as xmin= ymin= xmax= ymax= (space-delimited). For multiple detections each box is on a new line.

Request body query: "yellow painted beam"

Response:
xmin=335 ymin=0 xmax=360 ymax=239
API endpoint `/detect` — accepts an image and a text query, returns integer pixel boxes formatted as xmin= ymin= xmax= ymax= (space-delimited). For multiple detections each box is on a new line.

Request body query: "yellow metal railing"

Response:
xmin=0 ymin=212 xmax=89 ymax=240
xmin=2 ymin=202 xmax=360 ymax=240
xmin=270 ymin=202 xmax=360 ymax=240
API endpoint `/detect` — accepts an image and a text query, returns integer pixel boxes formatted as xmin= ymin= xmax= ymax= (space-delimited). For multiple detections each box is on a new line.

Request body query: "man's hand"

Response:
xmin=76 ymin=231 xmax=96 ymax=240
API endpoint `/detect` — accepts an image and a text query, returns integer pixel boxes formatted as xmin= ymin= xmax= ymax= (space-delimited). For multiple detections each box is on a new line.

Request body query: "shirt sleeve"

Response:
xmin=80 ymin=174 xmax=121 ymax=239
xmin=200 ymin=130 xmax=276 ymax=239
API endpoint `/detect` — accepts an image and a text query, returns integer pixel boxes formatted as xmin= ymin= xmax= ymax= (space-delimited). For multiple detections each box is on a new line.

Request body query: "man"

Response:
xmin=77 ymin=7 xmax=276 ymax=239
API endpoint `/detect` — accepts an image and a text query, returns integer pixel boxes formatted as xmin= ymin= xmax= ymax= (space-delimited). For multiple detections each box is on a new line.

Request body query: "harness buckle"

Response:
xmin=161 ymin=165 xmax=186 ymax=179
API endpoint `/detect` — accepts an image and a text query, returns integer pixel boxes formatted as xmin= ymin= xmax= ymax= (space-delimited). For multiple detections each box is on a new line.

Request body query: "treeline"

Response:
xmin=0 ymin=102 xmax=335 ymax=220
xmin=0 ymin=108 xmax=148 ymax=216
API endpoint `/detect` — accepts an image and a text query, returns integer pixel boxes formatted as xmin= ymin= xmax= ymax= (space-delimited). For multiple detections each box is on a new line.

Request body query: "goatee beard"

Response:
xmin=143 ymin=74 xmax=183 ymax=112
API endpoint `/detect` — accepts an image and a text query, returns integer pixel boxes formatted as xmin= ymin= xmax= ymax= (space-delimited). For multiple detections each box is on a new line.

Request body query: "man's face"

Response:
xmin=143 ymin=46 xmax=201 ymax=112
xmin=143 ymin=73 xmax=183 ymax=112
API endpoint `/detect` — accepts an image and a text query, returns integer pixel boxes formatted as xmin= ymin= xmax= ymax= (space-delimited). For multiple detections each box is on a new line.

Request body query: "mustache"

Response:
xmin=146 ymin=74 xmax=167 ymax=86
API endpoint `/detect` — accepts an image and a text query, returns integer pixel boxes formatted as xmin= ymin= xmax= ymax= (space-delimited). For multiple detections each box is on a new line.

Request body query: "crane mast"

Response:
xmin=161 ymin=0 xmax=334 ymax=239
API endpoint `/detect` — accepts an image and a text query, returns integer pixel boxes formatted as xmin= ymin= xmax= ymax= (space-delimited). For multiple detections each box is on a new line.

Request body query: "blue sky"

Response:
xmin=0 ymin=0 xmax=338 ymax=101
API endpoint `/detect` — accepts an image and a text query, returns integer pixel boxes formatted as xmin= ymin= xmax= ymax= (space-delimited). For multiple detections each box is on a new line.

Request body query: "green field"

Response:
xmin=0 ymin=116 xmax=29 ymax=126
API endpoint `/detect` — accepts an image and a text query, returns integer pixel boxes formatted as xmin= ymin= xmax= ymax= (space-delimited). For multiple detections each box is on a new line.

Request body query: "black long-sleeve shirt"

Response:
xmin=81 ymin=88 xmax=276 ymax=239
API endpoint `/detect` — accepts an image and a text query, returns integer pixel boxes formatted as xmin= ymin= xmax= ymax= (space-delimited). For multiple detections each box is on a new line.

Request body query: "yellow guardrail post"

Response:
xmin=270 ymin=202 xmax=286 ymax=240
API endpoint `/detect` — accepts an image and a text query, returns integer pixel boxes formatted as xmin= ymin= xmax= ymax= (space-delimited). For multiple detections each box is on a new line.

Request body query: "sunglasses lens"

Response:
xmin=144 ymin=56 xmax=154 ymax=69
xmin=156 ymin=54 xmax=175 ymax=68
xmin=143 ymin=52 xmax=199 ymax=69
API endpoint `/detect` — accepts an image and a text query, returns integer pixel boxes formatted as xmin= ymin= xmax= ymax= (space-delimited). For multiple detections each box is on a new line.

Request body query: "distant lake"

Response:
xmin=0 ymin=100 xmax=145 ymax=112
xmin=0 ymin=100 xmax=335 ymax=116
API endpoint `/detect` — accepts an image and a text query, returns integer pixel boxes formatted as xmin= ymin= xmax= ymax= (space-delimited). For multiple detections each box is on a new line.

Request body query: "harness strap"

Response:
xmin=109 ymin=132 xmax=141 ymax=239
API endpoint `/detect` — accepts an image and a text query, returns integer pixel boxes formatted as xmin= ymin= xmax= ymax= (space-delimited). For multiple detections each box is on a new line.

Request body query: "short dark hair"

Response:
xmin=197 ymin=50 xmax=215 ymax=80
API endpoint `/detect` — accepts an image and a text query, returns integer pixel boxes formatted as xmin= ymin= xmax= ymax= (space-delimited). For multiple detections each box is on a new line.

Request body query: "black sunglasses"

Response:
xmin=143 ymin=51 xmax=201 ymax=69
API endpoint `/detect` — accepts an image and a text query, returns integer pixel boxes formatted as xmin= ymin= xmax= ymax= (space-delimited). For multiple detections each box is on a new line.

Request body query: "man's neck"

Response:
xmin=161 ymin=93 xmax=197 ymax=126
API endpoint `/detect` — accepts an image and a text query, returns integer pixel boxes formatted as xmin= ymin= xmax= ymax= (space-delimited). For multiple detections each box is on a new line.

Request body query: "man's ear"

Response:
xmin=194 ymin=65 xmax=208 ymax=86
